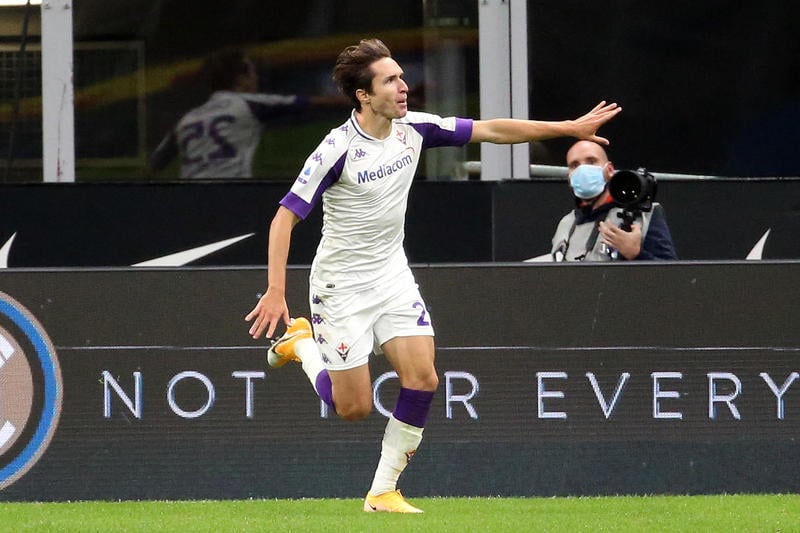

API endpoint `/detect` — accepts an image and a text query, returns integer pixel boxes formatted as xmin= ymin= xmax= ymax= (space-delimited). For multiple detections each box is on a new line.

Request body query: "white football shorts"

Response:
xmin=308 ymin=268 xmax=435 ymax=371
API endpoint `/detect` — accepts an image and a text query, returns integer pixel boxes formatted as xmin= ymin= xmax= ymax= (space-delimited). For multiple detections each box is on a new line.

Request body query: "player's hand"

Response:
xmin=599 ymin=220 xmax=642 ymax=260
xmin=245 ymin=289 xmax=291 ymax=340
xmin=571 ymin=101 xmax=622 ymax=146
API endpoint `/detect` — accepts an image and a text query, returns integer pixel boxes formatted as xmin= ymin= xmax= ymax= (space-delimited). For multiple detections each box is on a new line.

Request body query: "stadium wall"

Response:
xmin=0 ymin=263 xmax=798 ymax=501
xmin=1 ymin=178 xmax=799 ymax=268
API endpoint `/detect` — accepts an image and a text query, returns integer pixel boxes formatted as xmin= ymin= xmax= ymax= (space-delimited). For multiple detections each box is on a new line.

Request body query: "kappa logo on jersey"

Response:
xmin=0 ymin=292 xmax=62 ymax=491
xmin=317 ymin=333 xmax=331 ymax=364
xmin=352 ymin=148 xmax=368 ymax=161
xmin=356 ymin=150 xmax=415 ymax=184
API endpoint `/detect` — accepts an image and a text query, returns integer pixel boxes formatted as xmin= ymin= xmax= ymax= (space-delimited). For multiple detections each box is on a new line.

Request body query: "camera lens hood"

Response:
xmin=609 ymin=168 xmax=657 ymax=210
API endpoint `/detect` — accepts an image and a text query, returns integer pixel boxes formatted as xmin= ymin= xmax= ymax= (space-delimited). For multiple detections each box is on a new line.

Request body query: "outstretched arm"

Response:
xmin=245 ymin=206 xmax=300 ymax=339
xmin=148 ymin=130 xmax=178 ymax=172
xmin=470 ymin=101 xmax=621 ymax=145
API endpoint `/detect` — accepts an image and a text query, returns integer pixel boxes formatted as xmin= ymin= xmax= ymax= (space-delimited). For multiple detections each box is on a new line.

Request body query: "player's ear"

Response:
xmin=356 ymin=88 xmax=370 ymax=106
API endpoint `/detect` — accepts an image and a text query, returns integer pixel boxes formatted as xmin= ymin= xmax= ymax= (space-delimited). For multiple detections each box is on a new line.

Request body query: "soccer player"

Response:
xmin=245 ymin=38 xmax=620 ymax=513
xmin=149 ymin=48 xmax=342 ymax=179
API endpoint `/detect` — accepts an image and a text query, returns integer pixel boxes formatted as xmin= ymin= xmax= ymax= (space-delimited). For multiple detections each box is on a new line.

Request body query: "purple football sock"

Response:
xmin=315 ymin=370 xmax=335 ymax=409
xmin=393 ymin=387 xmax=435 ymax=428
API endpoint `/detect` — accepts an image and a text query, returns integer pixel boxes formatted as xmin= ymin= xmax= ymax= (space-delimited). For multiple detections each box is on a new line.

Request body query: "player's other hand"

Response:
xmin=245 ymin=289 xmax=291 ymax=340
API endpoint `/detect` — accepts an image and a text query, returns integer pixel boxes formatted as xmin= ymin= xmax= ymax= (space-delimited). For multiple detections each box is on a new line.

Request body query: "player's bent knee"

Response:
xmin=404 ymin=371 xmax=439 ymax=392
xmin=335 ymin=400 xmax=372 ymax=421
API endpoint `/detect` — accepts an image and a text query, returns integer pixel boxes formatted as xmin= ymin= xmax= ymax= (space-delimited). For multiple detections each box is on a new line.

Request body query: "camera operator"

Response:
xmin=551 ymin=140 xmax=678 ymax=261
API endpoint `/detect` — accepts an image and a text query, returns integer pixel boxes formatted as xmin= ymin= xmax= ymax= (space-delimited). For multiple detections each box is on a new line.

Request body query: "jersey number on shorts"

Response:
xmin=413 ymin=302 xmax=430 ymax=326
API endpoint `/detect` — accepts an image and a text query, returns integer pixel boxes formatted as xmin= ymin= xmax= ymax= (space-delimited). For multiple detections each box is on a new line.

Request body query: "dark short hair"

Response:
xmin=203 ymin=48 xmax=251 ymax=92
xmin=332 ymin=38 xmax=392 ymax=111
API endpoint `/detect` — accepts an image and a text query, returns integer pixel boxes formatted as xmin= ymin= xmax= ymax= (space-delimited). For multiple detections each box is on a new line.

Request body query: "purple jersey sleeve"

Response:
xmin=278 ymin=152 xmax=346 ymax=219
xmin=279 ymin=191 xmax=314 ymax=219
xmin=246 ymin=94 xmax=310 ymax=123
xmin=415 ymin=117 xmax=473 ymax=149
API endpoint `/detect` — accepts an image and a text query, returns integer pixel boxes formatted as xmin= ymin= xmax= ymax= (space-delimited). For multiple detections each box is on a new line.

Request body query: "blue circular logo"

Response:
xmin=0 ymin=292 xmax=62 ymax=490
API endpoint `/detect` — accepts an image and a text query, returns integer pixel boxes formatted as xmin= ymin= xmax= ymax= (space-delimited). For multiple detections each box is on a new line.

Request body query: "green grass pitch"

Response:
xmin=0 ymin=494 xmax=797 ymax=532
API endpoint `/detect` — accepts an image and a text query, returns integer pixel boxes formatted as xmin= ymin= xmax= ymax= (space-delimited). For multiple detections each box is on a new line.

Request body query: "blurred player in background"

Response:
xmin=149 ymin=48 xmax=342 ymax=179
xmin=245 ymin=38 xmax=620 ymax=513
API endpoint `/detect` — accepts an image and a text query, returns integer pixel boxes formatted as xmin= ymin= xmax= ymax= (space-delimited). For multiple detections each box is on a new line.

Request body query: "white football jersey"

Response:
xmin=281 ymin=110 xmax=473 ymax=289
xmin=150 ymin=90 xmax=307 ymax=178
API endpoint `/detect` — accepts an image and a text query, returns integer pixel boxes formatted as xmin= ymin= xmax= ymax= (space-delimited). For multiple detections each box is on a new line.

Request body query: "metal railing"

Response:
xmin=461 ymin=162 xmax=727 ymax=181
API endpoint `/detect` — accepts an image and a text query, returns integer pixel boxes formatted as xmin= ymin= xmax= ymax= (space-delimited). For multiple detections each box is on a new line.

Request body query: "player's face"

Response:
xmin=240 ymin=61 xmax=258 ymax=93
xmin=365 ymin=57 xmax=408 ymax=119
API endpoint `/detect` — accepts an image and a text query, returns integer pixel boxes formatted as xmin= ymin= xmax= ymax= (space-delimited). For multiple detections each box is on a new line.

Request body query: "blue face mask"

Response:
xmin=569 ymin=164 xmax=607 ymax=200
